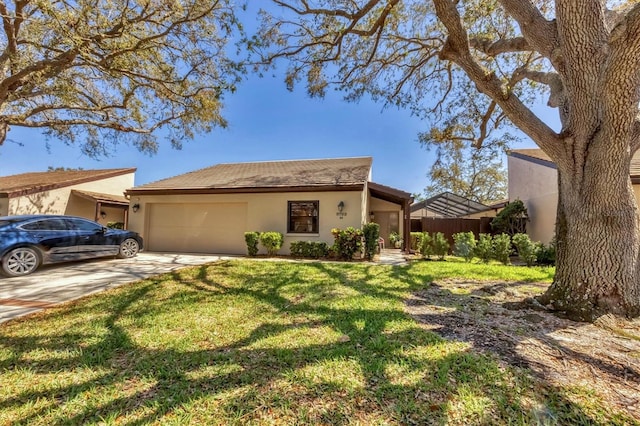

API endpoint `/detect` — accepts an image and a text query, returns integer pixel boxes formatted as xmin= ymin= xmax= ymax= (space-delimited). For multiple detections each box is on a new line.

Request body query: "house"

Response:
xmin=125 ymin=157 xmax=412 ymax=255
xmin=410 ymin=192 xmax=501 ymax=220
xmin=0 ymin=168 xmax=136 ymax=225
xmin=508 ymin=148 xmax=640 ymax=243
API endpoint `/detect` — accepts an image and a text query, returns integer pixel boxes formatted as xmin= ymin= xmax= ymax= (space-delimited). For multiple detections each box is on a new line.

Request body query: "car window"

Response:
xmin=65 ymin=218 xmax=103 ymax=232
xmin=21 ymin=218 xmax=68 ymax=231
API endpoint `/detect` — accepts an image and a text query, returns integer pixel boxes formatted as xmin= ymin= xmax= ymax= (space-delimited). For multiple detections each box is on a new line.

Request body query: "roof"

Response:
xmin=509 ymin=148 xmax=640 ymax=179
xmin=411 ymin=192 xmax=490 ymax=218
xmin=127 ymin=157 xmax=373 ymax=195
xmin=71 ymin=190 xmax=129 ymax=206
xmin=368 ymin=182 xmax=413 ymax=204
xmin=0 ymin=168 xmax=136 ymax=198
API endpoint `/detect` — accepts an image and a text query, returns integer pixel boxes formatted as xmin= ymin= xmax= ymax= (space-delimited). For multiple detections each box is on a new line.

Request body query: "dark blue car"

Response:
xmin=0 ymin=215 xmax=143 ymax=277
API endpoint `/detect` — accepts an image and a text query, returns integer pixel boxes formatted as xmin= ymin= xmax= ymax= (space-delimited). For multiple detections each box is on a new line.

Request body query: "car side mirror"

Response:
xmin=101 ymin=227 xmax=108 ymax=234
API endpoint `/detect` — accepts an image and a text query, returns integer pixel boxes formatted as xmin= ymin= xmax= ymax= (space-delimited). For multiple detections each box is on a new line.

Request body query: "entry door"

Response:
xmin=373 ymin=211 xmax=399 ymax=247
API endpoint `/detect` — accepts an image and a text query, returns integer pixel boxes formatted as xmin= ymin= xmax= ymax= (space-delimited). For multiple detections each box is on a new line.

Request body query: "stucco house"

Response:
xmin=508 ymin=148 xmax=640 ymax=243
xmin=125 ymin=157 xmax=412 ymax=255
xmin=0 ymin=168 xmax=136 ymax=226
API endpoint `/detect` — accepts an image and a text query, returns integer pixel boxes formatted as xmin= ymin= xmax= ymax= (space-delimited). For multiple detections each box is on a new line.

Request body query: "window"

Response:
xmin=21 ymin=218 xmax=68 ymax=231
xmin=65 ymin=218 xmax=103 ymax=232
xmin=288 ymin=201 xmax=319 ymax=233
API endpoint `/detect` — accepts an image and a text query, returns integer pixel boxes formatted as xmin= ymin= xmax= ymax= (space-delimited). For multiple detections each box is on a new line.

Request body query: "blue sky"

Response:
xmin=0 ymin=4 xmax=548 ymax=196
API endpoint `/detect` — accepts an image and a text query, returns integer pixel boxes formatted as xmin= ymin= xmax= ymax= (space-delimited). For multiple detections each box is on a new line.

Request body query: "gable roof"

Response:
xmin=509 ymin=148 xmax=640 ymax=180
xmin=0 ymin=168 xmax=136 ymax=198
xmin=411 ymin=192 xmax=490 ymax=218
xmin=127 ymin=157 xmax=373 ymax=195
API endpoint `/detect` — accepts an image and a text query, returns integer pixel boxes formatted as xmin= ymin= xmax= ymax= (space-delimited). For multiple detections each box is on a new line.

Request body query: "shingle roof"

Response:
xmin=0 ymin=168 xmax=136 ymax=198
xmin=128 ymin=157 xmax=373 ymax=194
xmin=71 ymin=189 xmax=129 ymax=206
xmin=509 ymin=148 xmax=640 ymax=178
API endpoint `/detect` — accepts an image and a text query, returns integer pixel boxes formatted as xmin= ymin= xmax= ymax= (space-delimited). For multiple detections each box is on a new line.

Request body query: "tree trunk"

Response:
xmin=538 ymin=147 xmax=640 ymax=321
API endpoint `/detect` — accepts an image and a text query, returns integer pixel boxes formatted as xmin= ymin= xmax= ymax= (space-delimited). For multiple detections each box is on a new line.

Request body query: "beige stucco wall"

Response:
xmin=508 ymin=156 xmax=558 ymax=243
xmin=128 ymin=190 xmax=366 ymax=255
xmin=8 ymin=173 xmax=134 ymax=223
xmin=410 ymin=207 xmax=444 ymax=219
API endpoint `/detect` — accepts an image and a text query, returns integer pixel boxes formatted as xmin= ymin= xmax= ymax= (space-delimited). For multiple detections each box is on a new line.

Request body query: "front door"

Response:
xmin=372 ymin=211 xmax=399 ymax=248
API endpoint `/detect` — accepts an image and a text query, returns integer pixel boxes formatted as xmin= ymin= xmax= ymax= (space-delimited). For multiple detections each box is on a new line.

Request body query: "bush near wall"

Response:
xmin=362 ymin=222 xmax=380 ymax=260
xmin=260 ymin=232 xmax=284 ymax=256
xmin=331 ymin=227 xmax=363 ymax=261
xmin=244 ymin=232 xmax=261 ymax=257
xmin=107 ymin=222 xmax=124 ymax=229
xmin=290 ymin=241 xmax=330 ymax=259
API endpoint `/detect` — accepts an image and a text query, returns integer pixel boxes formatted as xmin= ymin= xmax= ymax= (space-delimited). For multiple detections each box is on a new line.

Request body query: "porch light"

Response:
xmin=100 ymin=211 xmax=107 ymax=219
xmin=132 ymin=203 xmax=140 ymax=213
xmin=337 ymin=201 xmax=345 ymax=212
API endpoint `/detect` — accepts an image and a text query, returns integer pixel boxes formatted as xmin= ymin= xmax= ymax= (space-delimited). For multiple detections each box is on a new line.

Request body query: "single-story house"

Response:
xmin=0 ymin=168 xmax=136 ymax=226
xmin=508 ymin=148 xmax=640 ymax=243
xmin=125 ymin=157 xmax=412 ymax=255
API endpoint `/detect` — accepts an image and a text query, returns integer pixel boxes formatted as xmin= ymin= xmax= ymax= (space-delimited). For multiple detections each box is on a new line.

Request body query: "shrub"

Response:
xmin=410 ymin=232 xmax=424 ymax=251
xmin=432 ymin=232 xmax=450 ymax=260
xmin=106 ymin=222 xmax=124 ymax=229
xmin=419 ymin=232 xmax=433 ymax=259
xmin=244 ymin=231 xmax=260 ymax=257
xmin=331 ymin=227 xmax=363 ymax=260
xmin=389 ymin=231 xmax=402 ymax=248
xmin=290 ymin=241 xmax=330 ymax=259
xmin=512 ymin=233 xmax=537 ymax=266
xmin=453 ymin=231 xmax=476 ymax=262
xmin=535 ymin=241 xmax=556 ymax=266
xmin=492 ymin=233 xmax=512 ymax=265
xmin=475 ymin=233 xmax=493 ymax=263
xmin=491 ymin=199 xmax=529 ymax=236
xmin=362 ymin=222 xmax=380 ymax=260
xmin=259 ymin=231 xmax=283 ymax=256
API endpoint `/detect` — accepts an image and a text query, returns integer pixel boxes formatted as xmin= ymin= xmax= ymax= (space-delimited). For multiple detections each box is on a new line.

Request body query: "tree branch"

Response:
xmin=434 ymin=0 xmax=560 ymax=158
xmin=470 ymin=36 xmax=532 ymax=56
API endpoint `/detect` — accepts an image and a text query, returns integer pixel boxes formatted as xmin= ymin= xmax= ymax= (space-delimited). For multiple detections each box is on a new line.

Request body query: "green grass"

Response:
xmin=0 ymin=258 xmax=634 ymax=425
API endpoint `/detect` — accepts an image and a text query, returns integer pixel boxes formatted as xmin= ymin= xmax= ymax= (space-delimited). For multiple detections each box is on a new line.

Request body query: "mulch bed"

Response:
xmin=405 ymin=279 xmax=640 ymax=420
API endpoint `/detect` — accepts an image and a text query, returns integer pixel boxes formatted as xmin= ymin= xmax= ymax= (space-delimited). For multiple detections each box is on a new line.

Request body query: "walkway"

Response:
xmin=377 ymin=249 xmax=409 ymax=266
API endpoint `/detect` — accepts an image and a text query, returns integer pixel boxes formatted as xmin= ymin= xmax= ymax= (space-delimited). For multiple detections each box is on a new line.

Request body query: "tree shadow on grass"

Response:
xmin=0 ymin=260 xmax=625 ymax=424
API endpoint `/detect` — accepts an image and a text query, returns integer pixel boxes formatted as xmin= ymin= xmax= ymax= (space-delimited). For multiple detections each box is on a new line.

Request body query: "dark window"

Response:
xmin=288 ymin=201 xmax=319 ymax=233
xmin=21 ymin=218 xmax=68 ymax=231
xmin=65 ymin=218 xmax=103 ymax=232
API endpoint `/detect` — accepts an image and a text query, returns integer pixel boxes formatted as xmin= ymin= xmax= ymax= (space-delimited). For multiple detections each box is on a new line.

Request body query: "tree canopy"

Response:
xmin=253 ymin=0 xmax=640 ymax=320
xmin=0 ymin=0 xmax=244 ymax=157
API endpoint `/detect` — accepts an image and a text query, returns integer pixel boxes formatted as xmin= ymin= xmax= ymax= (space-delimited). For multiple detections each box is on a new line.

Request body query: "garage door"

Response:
xmin=146 ymin=203 xmax=248 ymax=254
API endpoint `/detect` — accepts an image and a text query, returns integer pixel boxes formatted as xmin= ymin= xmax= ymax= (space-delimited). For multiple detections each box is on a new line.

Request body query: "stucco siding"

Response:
xmin=0 ymin=197 xmax=7 ymax=216
xmin=128 ymin=190 xmax=365 ymax=255
xmin=508 ymin=155 xmax=558 ymax=243
xmin=7 ymin=173 xmax=134 ymax=222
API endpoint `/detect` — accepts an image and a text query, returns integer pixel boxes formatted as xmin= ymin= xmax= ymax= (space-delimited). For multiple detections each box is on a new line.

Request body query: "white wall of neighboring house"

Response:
xmin=508 ymin=155 xmax=558 ymax=243
xmin=7 ymin=172 xmax=134 ymax=224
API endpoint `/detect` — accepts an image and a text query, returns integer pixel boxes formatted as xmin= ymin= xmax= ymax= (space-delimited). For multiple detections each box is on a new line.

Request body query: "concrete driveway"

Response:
xmin=0 ymin=252 xmax=234 ymax=324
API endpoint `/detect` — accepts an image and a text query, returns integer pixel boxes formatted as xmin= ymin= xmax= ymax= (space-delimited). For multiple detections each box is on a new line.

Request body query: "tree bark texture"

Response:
xmin=539 ymin=145 xmax=640 ymax=320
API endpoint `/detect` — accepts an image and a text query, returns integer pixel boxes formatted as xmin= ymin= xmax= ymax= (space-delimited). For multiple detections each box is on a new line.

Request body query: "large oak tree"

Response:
xmin=0 ymin=0 xmax=243 ymax=156
xmin=254 ymin=0 xmax=640 ymax=321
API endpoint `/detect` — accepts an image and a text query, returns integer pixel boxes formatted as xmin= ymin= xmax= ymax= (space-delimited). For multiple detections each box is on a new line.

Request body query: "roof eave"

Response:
xmin=126 ymin=183 xmax=366 ymax=197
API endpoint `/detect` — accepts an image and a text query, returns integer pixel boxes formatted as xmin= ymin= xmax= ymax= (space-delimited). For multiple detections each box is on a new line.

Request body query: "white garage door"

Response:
xmin=147 ymin=203 xmax=248 ymax=254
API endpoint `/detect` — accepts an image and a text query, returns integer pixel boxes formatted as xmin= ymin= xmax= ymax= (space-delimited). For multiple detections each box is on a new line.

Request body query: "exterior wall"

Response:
xmin=410 ymin=207 xmax=444 ymax=219
xmin=0 ymin=197 xmax=7 ymax=216
xmin=7 ymin=173 xmax=134 ymax=222
xmin=463 ymin=208 xmax=500 ymax=219
xmin=128 ymin=190 xmax=365 ymax=255
xmin=508 ymin=155 xmax=558 ymax=243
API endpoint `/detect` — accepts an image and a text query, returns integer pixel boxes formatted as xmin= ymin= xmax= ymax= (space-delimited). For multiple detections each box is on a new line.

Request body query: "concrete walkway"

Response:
xmin=377 ymin=249 xmax=410 ymax=266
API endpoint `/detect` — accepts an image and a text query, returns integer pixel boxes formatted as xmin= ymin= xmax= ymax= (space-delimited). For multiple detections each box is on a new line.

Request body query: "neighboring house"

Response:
xmin=508 ymin=148 xmax=640 ymax=243
xmin=0 ymin=168 xmax=136 ymax=226
xmin=410 ymin=192 xmax=502 ymax=219
xmin=126 ymin=157 xmax=412 ymax=255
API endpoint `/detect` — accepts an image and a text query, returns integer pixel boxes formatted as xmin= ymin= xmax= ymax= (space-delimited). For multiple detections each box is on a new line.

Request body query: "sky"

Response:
xmin=0 ymin=4 xmax=548 ymax=197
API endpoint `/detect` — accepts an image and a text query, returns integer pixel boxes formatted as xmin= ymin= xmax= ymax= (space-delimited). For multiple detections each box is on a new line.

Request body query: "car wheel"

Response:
xmin=1 ymin=247 xmax=40 ymax=277
xmin=117 ymin=238 xmax=140 ymax=258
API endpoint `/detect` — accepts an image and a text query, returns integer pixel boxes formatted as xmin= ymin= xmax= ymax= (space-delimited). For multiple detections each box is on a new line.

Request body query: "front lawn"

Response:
xmin=0 ymin=259 xmax=634 ymax=424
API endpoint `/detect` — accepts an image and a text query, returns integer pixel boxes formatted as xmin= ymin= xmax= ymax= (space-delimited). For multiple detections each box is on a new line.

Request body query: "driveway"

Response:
xmin=0 ymin=252 xmax=233 ymax=324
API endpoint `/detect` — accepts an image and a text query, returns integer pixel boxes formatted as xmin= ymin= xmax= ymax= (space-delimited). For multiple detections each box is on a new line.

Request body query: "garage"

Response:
xmin=146 ymin=203 xmax=248 ymax=254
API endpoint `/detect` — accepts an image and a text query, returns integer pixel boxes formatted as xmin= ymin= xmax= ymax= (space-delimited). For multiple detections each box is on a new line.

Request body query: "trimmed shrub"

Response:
xmin=410 ymin=232 xmax=424 ymax=251
xmin=432 ymin=232 xmax=450 ymax=260
xmin=419 ymin=232 xmax=433 ymax=259
xmin=362 ymin=222 xmax=380 ymax=260
xmin=453 ymin=231 xmax=476 ymax=262
xmin=535 ymin=241 xmax=556 ymax=266
xmin=492 ymin=233 xmax=512 ymax=265
xmin=259 ymin=231 xmax=283 ymax=256
xmin=331 ymin=227 xmax=363 ymax=260
xmin=512 ymin=233 xmax=537 ymax=266
xmin=491 ymin=199 xmax=529 ymax=236
xmin=475 ymin=233 xmax=493 ymax=263
xmin=244 ymin=231 xmax=260 ymax=257
xmin=290 ymin=241 xmax=330 ymax=259
xmin=106 ymin=222 xmax=124 ymax=229
xmin=389 ymin=231 xmax=402 ymax=248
